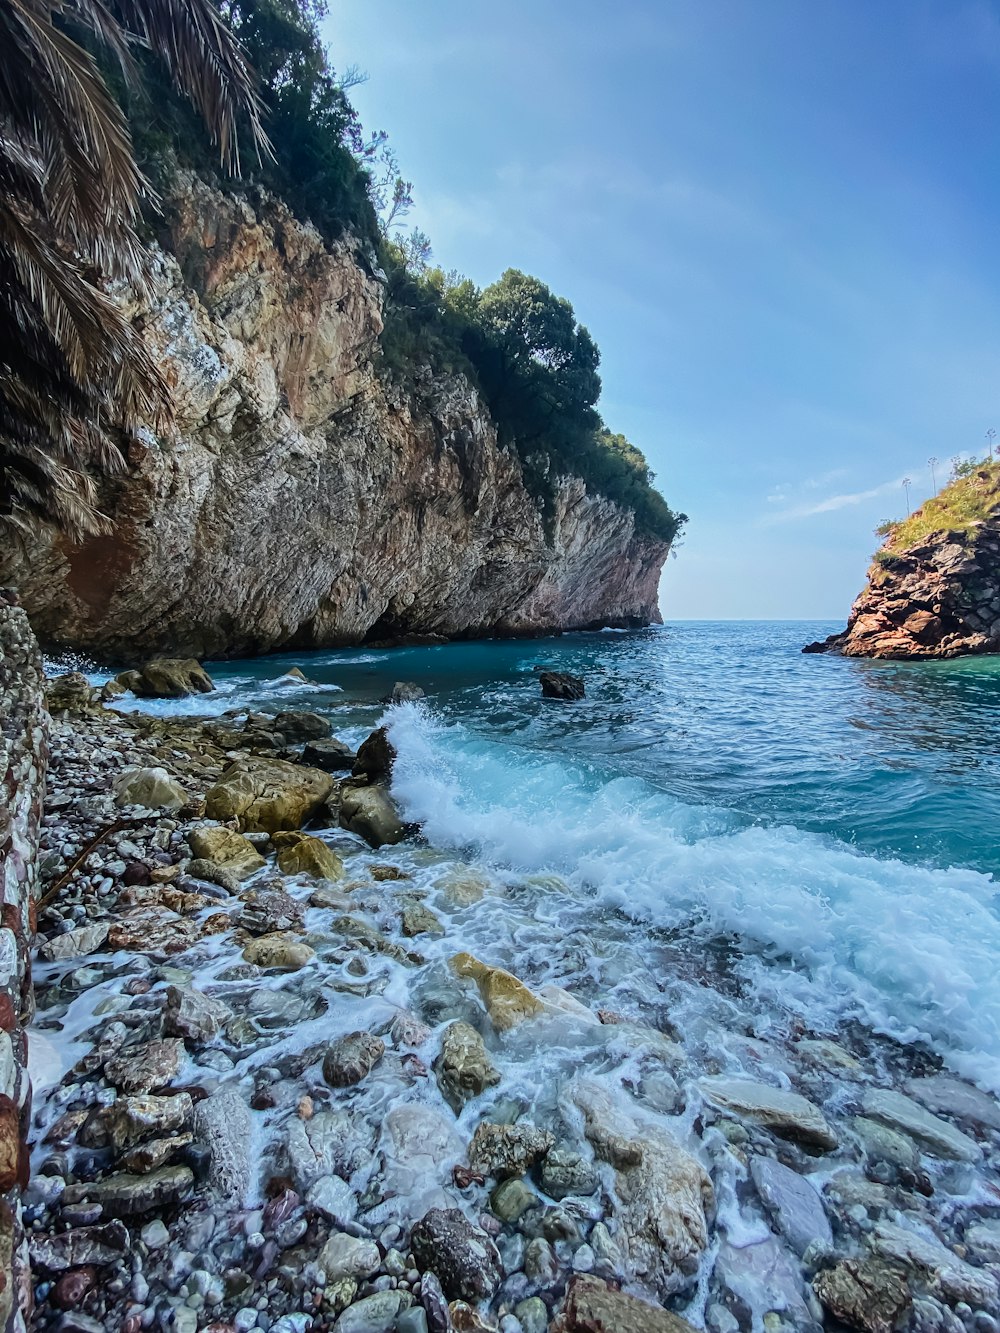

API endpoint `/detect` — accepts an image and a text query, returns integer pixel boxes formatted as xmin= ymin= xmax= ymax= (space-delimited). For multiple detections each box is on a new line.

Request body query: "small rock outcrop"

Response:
xmin=539 ymin=670 xmax=586 ymax=700
xmin=118 ymin=659 xmax=215 ymax=698
xmin=805 ymin=465 xmax=1000 ymax=659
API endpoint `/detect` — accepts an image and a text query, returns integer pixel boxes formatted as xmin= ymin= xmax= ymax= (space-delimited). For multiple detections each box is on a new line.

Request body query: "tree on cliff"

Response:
xmin=0 ymin=0 xmax=266 ymax=538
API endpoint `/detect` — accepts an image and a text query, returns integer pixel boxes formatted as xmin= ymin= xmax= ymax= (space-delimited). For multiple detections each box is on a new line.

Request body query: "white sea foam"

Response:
xmin=387 ymin=703 xmax=1000 ymax=1091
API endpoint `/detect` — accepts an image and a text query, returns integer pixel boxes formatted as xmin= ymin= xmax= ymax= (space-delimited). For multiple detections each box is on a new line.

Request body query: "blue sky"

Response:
xmin=326 ymin=1 xmax=1000 ymax=619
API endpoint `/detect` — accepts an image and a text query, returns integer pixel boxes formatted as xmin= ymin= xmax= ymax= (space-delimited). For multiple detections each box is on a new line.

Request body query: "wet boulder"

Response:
xmin=274 ymin=831 xmax=345 ymax=880
xmin=121 ymin=658 xmax=215 ymax=698
xmin=352 ymin=726 xmax=396 ymax=782
xmin=434 ymin=1022 xmax=500 ymax=1112
xmin=539 ymin=671 xmax=585 ymax=701
xmin=322 ymin=1031 xmax=385 ymax=1088
xmin=45 ymin=672 xmax=96 ymax=712
xmin=813 ymin=1258 xmax=911 ymax=1333
xmin=700 ymin=1076 xmax=838 ymax=1153
xmin=187 ymin=824 xmax=265 ymax=880
xmin=113 ymin=767 xmax=187 ymax=812
xmin=301 ymin=737 xmax=356 ymax=771
xmin=205 ymin=755 xmax=334 ymax=833
xmin=451 ymin=953 xmax=543 ymax=1031
xmin=272 ymin=709 xmax=331 ymax=743
xmin=469 ymin=1122 xmax=554 ymax=1179
xmin=410 ymin=1207 xmax=503 ymax=1302
xmin=340 ymin=785 xmax=404 ymax=847
xmin=552 ymin=1274 xmax=701 ymax=1333
xmin=382 ymin=681 xmax=425 ymax=704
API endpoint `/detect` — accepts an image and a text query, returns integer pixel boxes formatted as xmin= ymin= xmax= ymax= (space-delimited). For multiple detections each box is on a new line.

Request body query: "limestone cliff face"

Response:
xmin=805 ymin=498 xmax=1000 ymax=660
xmin=1 ymin=176 xmax=669 ymax=661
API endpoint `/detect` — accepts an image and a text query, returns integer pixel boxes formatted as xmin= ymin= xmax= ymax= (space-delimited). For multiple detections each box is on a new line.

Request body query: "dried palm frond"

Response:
xmin=0 ymin=0 xmax=268 ymax=539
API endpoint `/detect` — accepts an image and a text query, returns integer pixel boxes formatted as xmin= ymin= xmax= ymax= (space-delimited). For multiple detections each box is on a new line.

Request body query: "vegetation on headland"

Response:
xmin=119 ymin=0 xmax=686 ymax=544
xmin=873 ymin=458 xmax=1000 ymax=565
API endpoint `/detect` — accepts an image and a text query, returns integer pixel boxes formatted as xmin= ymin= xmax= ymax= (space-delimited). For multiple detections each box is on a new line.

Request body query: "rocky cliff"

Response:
xmin=805 ymin=465 xmax=1000 ymax=660
xmin=0 ymin=176 xmax=669 ymax=662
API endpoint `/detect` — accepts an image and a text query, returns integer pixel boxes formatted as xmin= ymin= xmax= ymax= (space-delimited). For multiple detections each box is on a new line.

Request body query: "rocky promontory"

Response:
xmin=0 ymin=175 xmax=670 ymax=663
xmin=805 ymin=463 xmax=1000 ymax=660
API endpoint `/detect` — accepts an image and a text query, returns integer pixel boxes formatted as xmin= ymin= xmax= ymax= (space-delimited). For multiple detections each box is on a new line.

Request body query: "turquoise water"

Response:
xmin=109 ymin=620 xmax=1000 ymax=1086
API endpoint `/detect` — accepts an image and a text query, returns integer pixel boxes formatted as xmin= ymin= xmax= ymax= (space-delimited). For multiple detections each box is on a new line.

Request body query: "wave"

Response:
xmin=386 ymin=702 xmax=1000 ymax=1091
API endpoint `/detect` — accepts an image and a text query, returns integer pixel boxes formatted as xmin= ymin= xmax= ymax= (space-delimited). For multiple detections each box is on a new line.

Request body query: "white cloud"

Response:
xmin=763 ymin=475 xmax=907 ymax=523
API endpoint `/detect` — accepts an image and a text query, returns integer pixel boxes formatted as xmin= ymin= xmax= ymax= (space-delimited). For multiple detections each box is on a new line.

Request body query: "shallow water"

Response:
xmin=95 ymin=620 xmax=1000 ymax=1087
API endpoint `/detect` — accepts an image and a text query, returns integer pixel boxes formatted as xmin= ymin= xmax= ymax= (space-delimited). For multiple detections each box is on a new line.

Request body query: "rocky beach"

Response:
xmin=17 ymin=651 xmax=1000 ymax=1333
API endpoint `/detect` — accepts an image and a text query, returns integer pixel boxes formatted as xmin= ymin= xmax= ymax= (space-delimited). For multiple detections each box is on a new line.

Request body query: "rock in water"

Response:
xmin=382 ymin=682 xmax=425 ymax=704
xmin=272 ymin=709 xmax=331 ymax=742
xmin=749 ymin=1155 xmax=832 ymax=1256
xmin=434 ymin=1022 xmax=501 ymax=1112
xmin=813 ymin=1259 xmax=911 ymax=1333
xmin=352 ymin=726 xmax=396 ymax=781
xmin=339 ymin=786 xmax=404 ymax=847
xmin=122 ymin=658 xmax=215 ymax=697
xmin=274 ymin=831 xmax=344 ymax=880
xmin=571 ymin=1081 xmax=713 ymax=1298
xmin=194 ymin=1086 xmax=252 ymax=1204
xmin=450 ymin=953 xmax=544 ymax=1030
xmin=186 ymin=825 xmax=266 ymax=879
xmin=113 ymin=767 xmax=187 ymax=811
xmin=860 ymin=1087 xmax=981 ymax=1162
xmin=205 ymin=756 xmax=333 ymax=832
xmin=164 ymin=985 xmax=231 ymax=1044
xmin=301 ymin=738 xmax=356 ymax=771
xmin=552 ymin=1275 xmax=700 ymax=1333
xmin=469 ymin=1122 xmax=554 ymax=1178
xmin=700 ymin=1076 xmax=839 ymax=1152
xmin=539 ymin=671 xmax=585 ymax=700
xmin=322 ymin=1032 xmax=385 ymax=1087
xmin=410 ymin=1208 xmax=503 ymax=1302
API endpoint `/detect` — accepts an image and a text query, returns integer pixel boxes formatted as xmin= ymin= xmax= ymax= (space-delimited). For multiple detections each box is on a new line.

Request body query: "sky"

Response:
xmin=325 ymin=1 xmax=1000 ymax=620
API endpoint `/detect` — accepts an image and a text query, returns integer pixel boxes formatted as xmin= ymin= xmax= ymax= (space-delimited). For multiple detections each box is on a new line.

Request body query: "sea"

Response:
xmin=102 ymin=619 xmax=1000 ymax=1093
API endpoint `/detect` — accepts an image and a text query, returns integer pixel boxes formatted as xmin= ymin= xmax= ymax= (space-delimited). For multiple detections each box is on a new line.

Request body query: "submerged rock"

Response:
xmin=540 ymin=1148 xmax=599 ymax=1201
xmin=194 ymin=1086 xmax=252 ymax=1204
xmin=451 ymin=953 xmax=543 ymax=1031
xmin=469 ymin=1122 xmax=554 ymax=1179
xmin=434 ymin=1021 xmax=501 ymax=1112
xmin=163 ymin=984 xmax=232 ymax=1043
xmin=242 ymin=932 xmax=315 ymax=970
xmin=539 ymin=670 xmax=585 ymax=701
xmin=902 ymin=1073 xmax=1000 ymax=1131
xmin=104 ymin=1039 xmax=183 ymax=1094
xmin=700 ymin=1076 xmax=838 ymax=1152
xmin=410 ymin=1207 xmax=503 ymax=1302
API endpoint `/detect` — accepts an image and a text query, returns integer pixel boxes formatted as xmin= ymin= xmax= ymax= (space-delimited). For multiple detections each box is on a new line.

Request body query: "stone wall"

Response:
xmin=0 ymin=592 xmax=47 ymax=1330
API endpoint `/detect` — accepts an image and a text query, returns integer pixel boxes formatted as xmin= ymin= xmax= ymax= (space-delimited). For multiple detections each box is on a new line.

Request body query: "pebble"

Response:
xmin=141 ymin=1220 xmax=170 ymax=1250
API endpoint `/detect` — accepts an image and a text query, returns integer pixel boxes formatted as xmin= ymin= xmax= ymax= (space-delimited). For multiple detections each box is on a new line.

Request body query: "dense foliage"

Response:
xmin=123 ymin=0 xmax=683 ymax=542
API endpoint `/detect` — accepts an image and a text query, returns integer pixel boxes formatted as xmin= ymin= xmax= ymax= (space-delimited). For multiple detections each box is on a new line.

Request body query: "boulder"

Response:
xmin=813 ymin=1259 xmax=911 ymax=1333
xmin=122 ymin=658 xmax=215 ymax=698
xmin=861 ymin=1087 xmax=981 ymax=1162
xmin=194 ymin=1086 xmax=253 ymax=1204
xmin=285 ymin=1108 xmax=375 ymax=1191
xmin=382 ymin=682 xmax=425 ymax=704
xmin=571 ymin=1081 xmax=713 ymax=1299
xmin=469 ymin=1122 xmax=554 ymax=1178
xmin=272 ymin=710 xmax=332 ymax=743
xmin=61 ymin=1166 xmax=194 ymax=1217
xmin=410 ymin=1207 xmax=503 ymax=1302
xmin=205 ymin=756 xmax=334 ymax=833
xmin=334 ymin=1291 xmax=412 ymax=1333
xmin=402 ymin=903 xmax=444 ymax=937
xmin=104 ymin=1039 xmax=184 ymax=1094
xmin=239 ymin=887 xmax=305 ymax=934
xmin=539 ymin=671 xmax=585 ymax=701
xmin=902 ymin=1073 xmax=1000 ymax=1132
xmin=340 ymin=785 xmax=404 ymax=847
xmin=242 ymin=932 xmax=315 ymax=970
xmin=352 ymin=726 xmax=396 ymax=782
xmin=80 ymin=1094 xmax=193 ymax=1152
xmin=541 ymin=1148 xmax=599 ymax=1200
xmin=380 ymin=1104 xmax=466 ymax=1206
xmin=322 ymin=1031 xmax=385 ymax=1087
xmin=38 ymin=923 xmax=109 ymax=962
xmin=45 ymin=672 xmax=96 ymax=712
xmin=186 ymin=825 xmax=265 ymax=880
xmin=163 ymin=985 xmax=231 ymax=1044
xmin=451 ymin=953 xmax=543 ymax=1031
xmin=274 ymin=831 xmax=344 ymax=880
xmin=302 ymin=738 xmax=356 ymax=771
xmin=113 ymin=767 xmax=187 ymax=811
xmin=434 ymin=1021 xmax=501 ymax=1112
xmin=319 ymin=1233 xmax=381 ymax=1282
xmin=29 ymin=1221 xmax=130 ymax=1272
xmin=552 ymin=1274 xmax=700 ymax=1333
xmin=749 ymin=1155 xmax=832 ymax=1257
xmin=700 ymin=1076 xmax=838 ymax=1152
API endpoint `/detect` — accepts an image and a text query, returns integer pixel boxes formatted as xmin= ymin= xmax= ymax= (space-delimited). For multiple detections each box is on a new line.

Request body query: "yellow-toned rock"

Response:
xmin=274 ymin=832 xmax=344 ymax=881
xmin=242 ymin=932 xmax=315 ymax=970
xmin=188 ymin=825 xmax=265 ymax=880
xmin=205 ymin=757 xmax=333 ymax=833
xmin=451 ymin=953 xmax=543 ymax=1031
xmin=436 ymin=869 xmax=490 ymax=907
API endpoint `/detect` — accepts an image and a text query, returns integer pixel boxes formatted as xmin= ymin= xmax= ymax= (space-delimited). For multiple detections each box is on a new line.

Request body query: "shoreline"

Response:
xmin=22 ymin=679 xmax=1000 ymax=1333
